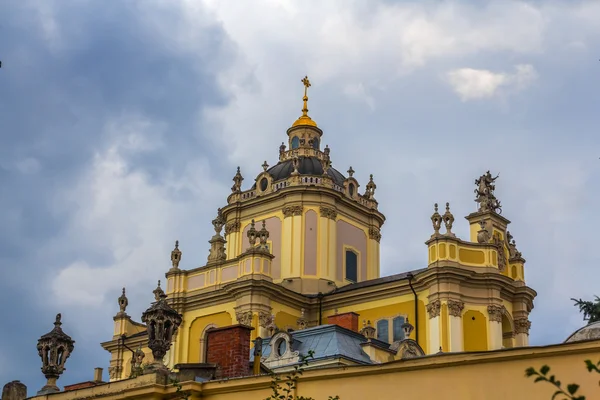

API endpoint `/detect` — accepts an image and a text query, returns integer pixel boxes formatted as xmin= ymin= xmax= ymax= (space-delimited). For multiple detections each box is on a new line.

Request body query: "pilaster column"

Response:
xmin=447 ymin=300 xmax=464 ymax=352
xmin=367 ymin=227 xmax=381 ymax=280
xmin=426 ymin=300 xmax=441 ymax=354
xmin=281 ymin=205 xmax=302 ymax=278
xmin=318 ymin=207 xmax=337 ymax=281
xmin=514 ymin=317 xmax=531 ymax=347
xmin=225 ymin=220 xmax=241 ymax=259
xmin=487 ymin=305 xmax=505 ymax=350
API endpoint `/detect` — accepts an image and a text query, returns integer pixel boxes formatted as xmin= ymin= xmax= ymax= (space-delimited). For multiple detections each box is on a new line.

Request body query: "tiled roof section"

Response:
xmin=250 ymin=324 xmax=381 ymax=365
xmin=329 ymin=268 xmax=428 ymax=294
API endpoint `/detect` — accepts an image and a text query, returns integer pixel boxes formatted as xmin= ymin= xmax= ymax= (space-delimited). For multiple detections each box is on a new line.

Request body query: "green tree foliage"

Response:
xmin=525 ymin=359 xmax=600 ymax=399
xmin=265 ymin=350 xmax=340 ymax=400
xmin=571 ymin=296 xmax=600 ymax=324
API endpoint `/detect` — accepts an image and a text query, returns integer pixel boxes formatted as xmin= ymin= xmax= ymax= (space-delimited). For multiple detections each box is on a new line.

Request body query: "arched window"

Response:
xmin=312 ymin=137 xmax=319 ymax=150
xmin=392 ymin=316 xmax=405 ymax=342
xmin=377 ymin=319 xmax=389 ymax=343
xmin=291 ymin=136 xmax=300 ymax=149
xmin=345 ymin=250 xmax=358 ymax=282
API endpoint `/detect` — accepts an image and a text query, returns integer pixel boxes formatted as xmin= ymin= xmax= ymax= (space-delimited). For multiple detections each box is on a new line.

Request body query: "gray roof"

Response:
xmin=329 ymin=268 xmax=427 ymax=294
xmin=251 ymin=324 xmax=389 ymax=366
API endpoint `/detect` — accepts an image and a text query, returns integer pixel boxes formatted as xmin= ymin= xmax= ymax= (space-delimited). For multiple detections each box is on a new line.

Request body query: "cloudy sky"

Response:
xmin=1 ymin=0 xmax=599 ymax=392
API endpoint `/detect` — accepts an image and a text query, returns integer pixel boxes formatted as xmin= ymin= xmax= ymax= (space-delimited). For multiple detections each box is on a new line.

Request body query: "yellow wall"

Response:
xmin=463 ymin=310 xmax=487 ymax=351
xmin=186 ymin=312 xmax=233 ymax=363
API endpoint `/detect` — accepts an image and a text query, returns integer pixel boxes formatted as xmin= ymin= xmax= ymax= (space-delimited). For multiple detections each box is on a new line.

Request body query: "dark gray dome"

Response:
xmin=254 ymin=157 xmax=346 ymax=188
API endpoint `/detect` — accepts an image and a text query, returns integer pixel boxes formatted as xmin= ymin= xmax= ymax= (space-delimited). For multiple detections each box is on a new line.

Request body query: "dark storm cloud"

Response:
xmin=0 ymin=1 xmax=233 ymax=391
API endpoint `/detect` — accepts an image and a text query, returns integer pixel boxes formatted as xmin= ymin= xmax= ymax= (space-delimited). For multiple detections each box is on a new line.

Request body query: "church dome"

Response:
xmin=253 ymin=157 xmax=346 ymax=189
xmin=564 ymin=321 xmax=600 ymax=343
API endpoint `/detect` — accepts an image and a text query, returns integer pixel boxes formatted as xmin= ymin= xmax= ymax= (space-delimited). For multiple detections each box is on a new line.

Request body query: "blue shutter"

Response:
xmin=377 ymin=319 xmax=389 ymax=343
xmin=345 ymin=250 xmax=358 ymax=282
xmin=393 ymin=317 xmax=405 ymax=341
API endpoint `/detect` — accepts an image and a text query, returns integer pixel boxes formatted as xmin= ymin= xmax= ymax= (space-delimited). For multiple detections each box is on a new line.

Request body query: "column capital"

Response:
xmin=514 ymin=318 xmax=531 ymax=335
xmin=426 ymin=300 xmax=441 ymax=319
xmin=487 ymin=304 xmax=506 ymax=323
xmin=447 ymin=300 xmax=464 ymax=318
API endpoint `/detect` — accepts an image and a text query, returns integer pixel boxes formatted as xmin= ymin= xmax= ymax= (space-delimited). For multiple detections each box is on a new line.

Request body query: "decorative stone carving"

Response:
xmin=319 ymin=206 xmax=337 ymax=220
xmin=426 ymin=300 xmax=441 ymax=319
xmin=291 ymin=156 xmax=300 ymax=176
xmin=262 ymin=161 xmax=269 ymax=172
xmin=442 ymin=202 xmax=455 ymax=236
xmin=493 ymin=236 xmax=506 ymax=272
xmin=141 ymin=282 xmax=183 ymax=366
xmin=297 ymin=308 xmax=307 ymax=330
xmin=170 ymin=240 xmax=182 ymax=269
xmin=224 ymin=220 xmax=241 ymax=236
xmin=430 ymin=203 xmax=442 ymax=237
xmin=476 ymin=219 xmax=491 ymax=243
xmin=279 ymin=142 xmax=286 ymax=158
xmin=394 ymin=340 xmax=425 ymax=359
xmin=212 ymin=208 xmax=225 ymax=235
xmin=236 ymin=311 xmax=253 ymax=327
xmin=487 ymin=305 xmax=506 ymax=323
xmin=130 ymin=346 xmax=145 ymax=378
xmin=402 ymin=318 xmax=414 ymax=338
xmin=231 ymin=166 xmax=244 ymax=193
xmin=258 ymin=220 xmax=270 ymax=252
xmin=364 ymin=174 xmax=376 ymax=200
xmin=247 ymin=220 xmax=258 ymax=248
xmin=258 ymin=311 xmax=273 ymax=328
xmin=324 ymin=145 xmax=330 ymax=156
xmin=347 ymin=166 xmax=355 ymax=177
xmin=37 ymin=314 xmax=75 ymax=394
xmin=360 ymin=320 xmax=376 ymax=339
xmin=369 ymin=227 xmax=382 ymax=242
xmin=507 ymin=231 xmax=524 ymax=260
xmin=447 ymin=300 xmax=464 ymax=317
xmin=282 ymin=205 xmax=303 ymax=218
xmin=117 ymin=288 xmax=128 ymax=315
xmin=153 ymin=280 xmax=165 ymax=301
xmin=514 ymin=318 xmax=531 ymax=335
xmin=263 ymin=331 xmax=299 ymax=368
xmin=107 ymin=366 xmax=121 ymax=381
xmin=474 ymin=170 xmax=502 ymax=214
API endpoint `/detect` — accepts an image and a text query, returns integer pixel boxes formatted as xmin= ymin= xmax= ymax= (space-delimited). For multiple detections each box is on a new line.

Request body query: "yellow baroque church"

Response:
xmin=10 ymin=77 xmax=600 ymax=400
xmin=101 ymin=76 xmax=536 ymax=379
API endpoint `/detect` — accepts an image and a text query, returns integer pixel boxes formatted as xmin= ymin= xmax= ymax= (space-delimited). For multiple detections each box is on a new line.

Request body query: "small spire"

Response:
xmin=292 ymin=76 xmax=318 ymax=127
xmin=442 ymin=202 xmax=455 ymax=236
xmin=247 ymin=219 xmax=257 ymax=248
xmin=258 ymin=220 xmax=270 ymax=251
xmin=171 ymin=240 xmax=182 ymax=268
xmin=212 ymin=209 xmax=225 ymax=236
xmin=431 ymin=203 xmax=442 ymax=237
xmin=262 ymin=161 xmax=269 ymax=171
xmin=153 ymin=280 xmax=165 ymax=301
xmin=118 ymin=287 xmax=129 ymax=314
xmin=231 ymin=167 xmax=244 ymax=193
xmin=365 ymin=174 xmax=376 ymax=199
xmin=347 ymin=166 xmax=355 ymax=177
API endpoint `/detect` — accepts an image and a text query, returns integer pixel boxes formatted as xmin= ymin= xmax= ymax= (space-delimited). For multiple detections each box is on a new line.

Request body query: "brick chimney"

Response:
xmin=206 ymin=325 xmax=254 ymax=379
xmin=328 ymin=312 xmax=360 ymax=332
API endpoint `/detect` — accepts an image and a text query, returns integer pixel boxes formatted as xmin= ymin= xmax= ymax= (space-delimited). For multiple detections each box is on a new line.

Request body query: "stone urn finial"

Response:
xmin=37 ymin=314 xmax=75 ymax=394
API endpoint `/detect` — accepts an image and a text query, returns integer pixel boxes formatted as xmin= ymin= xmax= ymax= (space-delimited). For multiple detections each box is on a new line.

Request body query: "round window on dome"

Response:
xmin=260 ymin=177 xmax=269 ymax=192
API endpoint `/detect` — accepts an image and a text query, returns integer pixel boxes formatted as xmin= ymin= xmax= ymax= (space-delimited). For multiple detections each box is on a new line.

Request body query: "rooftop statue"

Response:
xmin=474 ymin=171 xmax=502 ymax=214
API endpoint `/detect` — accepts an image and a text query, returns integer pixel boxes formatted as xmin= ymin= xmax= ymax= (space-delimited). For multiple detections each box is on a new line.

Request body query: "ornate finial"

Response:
xmin=291 ymin=156 xmax=300 ymax=175
xmin=153 ymin=280 xmax=165 ymax=301
xmin=364 ymin=174 xmax=376 ymax=199
xmin=360 ymin=320 xmax=376 ymax=339
xmin=347 ymin=166 xmax=355 ymax=177
xmin=297 ymin=308 xmax=307 ymax=330
xmin=212 ymin=208 xmax=226 ymax=236
xmin=292 ymin=76 xmax=318 ymax=127
xmin=431 ymin=203 xmax=442 ymax=237
xmin=476 ymin=219 xmax=491 ymax=243
xmin=118 ymin=288 xmax=128 ymax=314
xmin=37 ymin=314 xmax=75 ymax=394
xmin=262 ymin=161 xmax=269 ymax=172
xmin=231 ymin=166 xmax=244 ymax=193
xmin=258 ymin=220 xmax=270 ymax=251
xmin=442 ymin=202 xmax=455 ymax=236
xmin=401 ymin=318 xmax=414 ymax=339
xmin=247 ymin=219 xmax=257 ymax=248
xmin=170 ymin=240 xmax=182 ymax=268
xmin=474 ymin=170 xmax=502 ymax=213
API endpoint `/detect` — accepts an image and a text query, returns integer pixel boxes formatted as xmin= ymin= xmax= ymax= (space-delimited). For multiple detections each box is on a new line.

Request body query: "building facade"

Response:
xmin=101 ymin=77 xmax=536 ymax=381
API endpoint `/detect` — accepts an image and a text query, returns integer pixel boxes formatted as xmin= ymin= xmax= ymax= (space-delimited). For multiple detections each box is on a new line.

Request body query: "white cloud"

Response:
xmin=446 ymin=64 xmax=538 ymax=101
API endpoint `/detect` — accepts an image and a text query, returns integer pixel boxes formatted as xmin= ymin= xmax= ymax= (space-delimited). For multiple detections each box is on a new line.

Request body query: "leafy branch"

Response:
xmin=525 ymin=359 xmax=600 ymax=400
xmin=265 ymin=350 xmax=340 ymax=400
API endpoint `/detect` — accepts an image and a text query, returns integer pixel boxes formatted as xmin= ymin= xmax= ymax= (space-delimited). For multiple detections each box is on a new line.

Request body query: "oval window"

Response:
xmin=277 ymin=339 xmax=287 ymax=356
xmin=260 ymin=177 xmax=268 ymax=191
xmin=291 ymin=136 xmax=300 ymax=149
xmin=349 ymin=183 xmax=355 ymax=196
